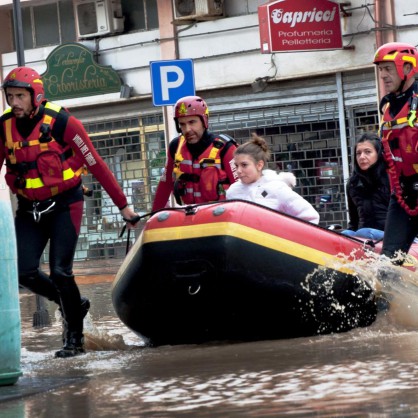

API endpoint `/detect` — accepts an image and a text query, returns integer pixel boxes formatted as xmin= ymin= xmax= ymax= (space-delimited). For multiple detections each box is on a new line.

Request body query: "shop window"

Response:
xmin=76 ymin=114 xmax=164 ymax=261
xmin=218 ymin=101 xmax=353 ymax=226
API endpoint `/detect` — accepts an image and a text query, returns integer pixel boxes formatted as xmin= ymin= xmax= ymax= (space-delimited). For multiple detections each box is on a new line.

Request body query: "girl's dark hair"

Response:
xmin=234 ymin=133 xmax=271 ymax=164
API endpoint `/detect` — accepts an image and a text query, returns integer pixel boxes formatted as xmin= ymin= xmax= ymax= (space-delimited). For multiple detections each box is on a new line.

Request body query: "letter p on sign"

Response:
xmin=150 ymin=59 xmax=195 ymax=106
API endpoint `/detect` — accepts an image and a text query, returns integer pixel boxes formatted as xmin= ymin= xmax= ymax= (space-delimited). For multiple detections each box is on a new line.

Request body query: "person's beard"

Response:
xmin=12 ymin=107 xmax=31 ymax=119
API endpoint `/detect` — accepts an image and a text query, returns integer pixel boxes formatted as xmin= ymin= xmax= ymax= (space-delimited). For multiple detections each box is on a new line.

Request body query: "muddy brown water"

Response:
xmin=3 ymin=257 xmax=418 ymax=417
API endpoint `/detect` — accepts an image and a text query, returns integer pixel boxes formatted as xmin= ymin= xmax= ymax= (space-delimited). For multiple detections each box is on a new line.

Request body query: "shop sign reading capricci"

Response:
xmin=258 ymin=0 xmax=343 ymax=53
xmin=42 ymin=43 xmax=122 ymax=100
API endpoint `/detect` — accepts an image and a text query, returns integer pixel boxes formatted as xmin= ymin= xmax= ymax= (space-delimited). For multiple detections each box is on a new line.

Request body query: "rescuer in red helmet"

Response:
xmin=152 ymin=95 xmax=238 ymax=210
xmin=373 ymin=42 xmax=418 ymax=263
xmin=0 ymin=66 xmax=139 ymax=357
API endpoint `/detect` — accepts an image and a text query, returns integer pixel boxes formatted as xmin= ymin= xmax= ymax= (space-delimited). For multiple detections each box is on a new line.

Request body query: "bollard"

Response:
xmin=0 ymin=193 xmax=22 ymax=386
xmin=33 ymin=294 xmax=51 ymax=328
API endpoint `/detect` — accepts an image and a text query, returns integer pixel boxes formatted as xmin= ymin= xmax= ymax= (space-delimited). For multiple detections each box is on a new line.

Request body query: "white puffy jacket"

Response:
xmin=226 ymin=170 xmax=320 ymax=224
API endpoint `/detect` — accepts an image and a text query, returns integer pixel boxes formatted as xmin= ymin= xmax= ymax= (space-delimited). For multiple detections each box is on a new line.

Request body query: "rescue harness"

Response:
xmin=173 ymin=134 xmax=234 ymax=205
xmin=380 ymin=93 xmax=418 ymax=216
xmin=2 ymin=102 xmax=86 ymax=220
xmin=3 ymin=102 xmax=83 ymax=200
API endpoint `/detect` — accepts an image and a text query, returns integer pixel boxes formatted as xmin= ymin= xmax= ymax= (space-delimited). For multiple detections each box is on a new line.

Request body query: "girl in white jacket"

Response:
xmin=226 ymin=134 xmax=320 ymax=224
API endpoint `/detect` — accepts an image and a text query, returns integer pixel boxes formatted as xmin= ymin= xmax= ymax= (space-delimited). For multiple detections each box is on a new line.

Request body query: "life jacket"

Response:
xmin=380 ymin=92 xmax=418 ymax=215
xmin=172 ymin=134 xmax=233 ymax=205
xmin=2 ymin=102 xmax=84 ymax=201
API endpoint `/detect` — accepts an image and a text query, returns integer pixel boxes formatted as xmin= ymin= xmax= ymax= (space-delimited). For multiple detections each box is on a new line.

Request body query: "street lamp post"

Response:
xmin=12 ymin=0 xmax=51 ymax=328
xmin=12 ymin=0 xmax=25 ymax=66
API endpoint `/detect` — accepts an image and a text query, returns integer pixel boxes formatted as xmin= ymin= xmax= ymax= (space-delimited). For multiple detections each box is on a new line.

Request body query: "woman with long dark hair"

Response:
xmin=342 ymin=132 xmax=390 ymax=240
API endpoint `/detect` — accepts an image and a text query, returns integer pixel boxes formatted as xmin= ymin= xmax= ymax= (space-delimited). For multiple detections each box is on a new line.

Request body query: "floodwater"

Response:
xmin=3 ymin=257 xmax=418 ymax=417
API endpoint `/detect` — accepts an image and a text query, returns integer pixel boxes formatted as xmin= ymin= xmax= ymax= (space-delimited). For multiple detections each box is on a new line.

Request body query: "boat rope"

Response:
xmin=119 ymin=213 xmax=145 ymax=254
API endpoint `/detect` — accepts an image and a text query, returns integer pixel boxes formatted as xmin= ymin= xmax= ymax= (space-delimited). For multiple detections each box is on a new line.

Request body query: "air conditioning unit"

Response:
xmin=173 ymin=0 xmax=224 ymax=21
xmin=74 ymin=0 xmax=124 ymax=39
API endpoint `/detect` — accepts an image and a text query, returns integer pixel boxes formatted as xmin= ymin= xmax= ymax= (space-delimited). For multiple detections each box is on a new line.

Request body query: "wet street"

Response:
xmin=3 ymin=271 xmax=418 ymax=417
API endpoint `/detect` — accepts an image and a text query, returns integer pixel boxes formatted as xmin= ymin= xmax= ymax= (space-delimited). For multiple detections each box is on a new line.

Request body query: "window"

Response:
xmin=225 ymin=0 xmax=262 ymax=16
xmin=33 ymin=4 xmax=60 ymax=46
xmin=121 ymin=0 xmax=159 ymax=32
xmin=18 ymin=0 xmax=76 ymax=49
xmin=14 ymin=0 xmax=159 ymax=50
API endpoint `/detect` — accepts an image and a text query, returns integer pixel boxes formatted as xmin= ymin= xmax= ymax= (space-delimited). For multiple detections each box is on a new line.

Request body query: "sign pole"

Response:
xmin=162 ymin=105 xmax=176 ymax=207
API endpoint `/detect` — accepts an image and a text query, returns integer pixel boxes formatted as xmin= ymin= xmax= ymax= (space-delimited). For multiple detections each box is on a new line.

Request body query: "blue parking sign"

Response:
xmin=150 ymin=59 xmax=195 ymax=106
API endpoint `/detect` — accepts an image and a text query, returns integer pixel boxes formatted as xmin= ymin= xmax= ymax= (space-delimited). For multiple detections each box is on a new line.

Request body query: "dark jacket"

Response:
xmin=346 ymin=147 xmax=390 ymax=231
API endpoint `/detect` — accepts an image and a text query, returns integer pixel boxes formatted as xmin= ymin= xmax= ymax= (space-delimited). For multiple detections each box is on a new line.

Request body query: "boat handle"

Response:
xmin=188 ymin=284 xmax=201 ymax=295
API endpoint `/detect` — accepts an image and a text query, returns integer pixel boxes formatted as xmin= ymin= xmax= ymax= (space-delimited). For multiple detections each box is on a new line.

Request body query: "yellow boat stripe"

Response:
xmin=143 ymin=222 xmax=350 ymax=270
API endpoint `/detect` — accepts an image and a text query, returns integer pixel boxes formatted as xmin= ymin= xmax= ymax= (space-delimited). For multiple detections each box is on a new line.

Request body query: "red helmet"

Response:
xmin=2 ymin=67 xmax=45 ymax=108
xmin=373 ymin=42 xmax=418 ymax=81
xmin=174 ymin=96 xmax=209 ymax=132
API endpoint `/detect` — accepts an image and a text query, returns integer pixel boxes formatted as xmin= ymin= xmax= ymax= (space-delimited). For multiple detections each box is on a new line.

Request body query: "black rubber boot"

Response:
xmin=55 ymin=332 xmax=85 ymax=358
xmin=61 ymin=297 xmax=90 ymax=344
xmin=53 ymin=275 xmax=86 ymax=358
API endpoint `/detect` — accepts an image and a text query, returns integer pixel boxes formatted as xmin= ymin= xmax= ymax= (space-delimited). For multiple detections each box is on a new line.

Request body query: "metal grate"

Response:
xmin=71 ymin=114 xmax=165 ymax=261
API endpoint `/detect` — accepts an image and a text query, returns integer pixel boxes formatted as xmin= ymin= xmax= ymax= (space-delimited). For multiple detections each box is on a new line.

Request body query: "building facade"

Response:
xmin=0 ymin=0 xmax=416 ymax=260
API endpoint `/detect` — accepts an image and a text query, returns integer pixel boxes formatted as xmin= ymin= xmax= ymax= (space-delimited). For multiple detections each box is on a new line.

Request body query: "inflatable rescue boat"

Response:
xmin=111 ymin=200 xmax=417 ymax=346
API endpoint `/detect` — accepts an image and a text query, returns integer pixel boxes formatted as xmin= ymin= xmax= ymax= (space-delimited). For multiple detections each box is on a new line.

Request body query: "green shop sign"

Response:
xmin=42 ymin=43 xmax=122 ymax=100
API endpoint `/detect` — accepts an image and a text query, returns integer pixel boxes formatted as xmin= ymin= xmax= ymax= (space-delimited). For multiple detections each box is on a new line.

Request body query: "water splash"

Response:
xmin=300 ymin=261 xmax=376 ymax=335
xmin=304 ymin=249 xmax=418 ymax=332
xmin=54 ymin=309 xmax=132 ymax=351
xmin=83 ymin=314 xmax=132 ymax=351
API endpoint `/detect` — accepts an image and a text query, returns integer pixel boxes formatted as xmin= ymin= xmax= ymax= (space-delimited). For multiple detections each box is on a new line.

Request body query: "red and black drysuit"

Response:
xmin=380 ymin=81 xmax=418 ymax=261
xmin=0 ymin=101 xmax=128 ymax=343
xmin=152 ymin=130 xmax=238 ymax=211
